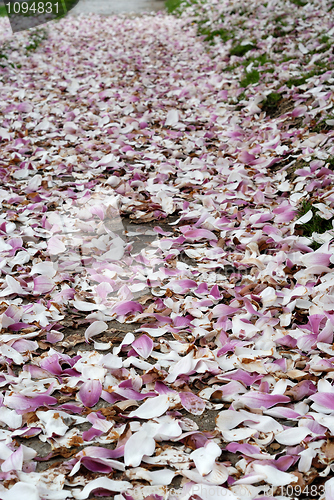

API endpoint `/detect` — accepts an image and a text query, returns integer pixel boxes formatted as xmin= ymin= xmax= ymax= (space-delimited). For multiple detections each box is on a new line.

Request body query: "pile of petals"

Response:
xmin=0 ymin=0 xmax=334 ymax=498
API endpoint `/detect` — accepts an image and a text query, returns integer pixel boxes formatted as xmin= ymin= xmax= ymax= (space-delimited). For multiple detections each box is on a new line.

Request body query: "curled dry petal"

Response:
xmin=84 ymin=321 xmax=108 ymax=343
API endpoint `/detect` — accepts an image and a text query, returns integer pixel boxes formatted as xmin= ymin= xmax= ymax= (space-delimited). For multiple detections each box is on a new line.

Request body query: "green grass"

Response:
xmin=261 ymin=92 xmax=282 ymax=115
xmin=165 ymin=1 xmax=234 ymax=44
xmin=0 ymin=5 xmax=7 ymax=16
xmin=165 ymin=0 xmax=192 ymax=13
xmin=273 ymin=27 xmax=286 ymax=38
xmin=289 ymin=0 xmax=307 ymax=5
xmin=274 ymin=14 xmax=288 ymax=25
xmin=222 ymin=63 xmax=238 ymax=72
xmin=296 ymin=200 xmax=334 ymax=249
xmin=243 ymin=53 xmax=269 ymax=67
xmin=282 ymin=55 xmax=296 ymax=62
xmin=310 ymin=117 xmax=333 ymax=134
xmin=285 ymin=62 xmax=333 ymax=88
xmin=25 ymin=27 xmax=48 ymax=51
xmin=240 ymin=69 xmax=260 ymax=87
xmin=230 ymin=43 xmax=257 ymax=57
xmin=327 ymin=157 xmax=334 ymax=170
xmin=272 ymin=14 xmax=289 ymax=37
xmin=198 ymin=25 xmax=233 ymax=43
xmin=63 ymin=0 xmax=80 ymax=13
xmin=320 ymin=34 xmax=330 ymax=44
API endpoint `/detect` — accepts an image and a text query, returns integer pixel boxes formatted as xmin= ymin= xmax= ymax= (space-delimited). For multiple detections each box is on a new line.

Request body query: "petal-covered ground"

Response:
xmin=1 ymin=0 xmax=334 ymax=498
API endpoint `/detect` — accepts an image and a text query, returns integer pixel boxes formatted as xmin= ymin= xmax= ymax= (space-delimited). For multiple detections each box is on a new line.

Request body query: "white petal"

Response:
xmin=222 ymin=428 xmax=256 ymax=441
xmin=124 ymin=430 xmax=156 ymax=467
xmin=0 ymin=483 xmax=39 ymax=500
xmin=165 ymin=109 xmax=179 ymax=126
xmin=253 ymin=464 xmax=298 ymax=486
xmin=84 ymin=320 xmax=108 ymax=342
xmin=128 ymin=395 xmax=169 ymax=419
xmin=275 ymin=427 xmax=311 ymax=445
xmin=325 ymin=477 xmax=334 ymax=500
xmin=216 ymin=410 xmax=246 ymax=431
xmin=31 ymin=262 xmax=57 ymax=277
xmin=190 ymin=441 xmax=221 ymax=476
xmin=72 ymin=478 xmax=132 ymax=499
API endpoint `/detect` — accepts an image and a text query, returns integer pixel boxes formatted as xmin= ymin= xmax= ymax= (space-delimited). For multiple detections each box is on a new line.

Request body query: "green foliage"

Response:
xmin=274 ymin=14 xmax=288 ymax=25
xmin=282 ymin=54 xmax=296 ymax=62
xmin=289 ymin=0 xmax=307 ymax=6
xmin=230 ymin=43 xmax=257 ymax=57
xmin=272 ymin=15 xmax=289 ymax=37
xmin=236 ymin=90 xmax=246 ymax=102
xmin=243 ymin=53 xmax=269 ymax=67
xmin=165 ymin=0 xmax=197 ymax=13
xmin=0 ymin=40 xmax=16 ymax=68
xmin=285 ymin=75 xmax=306 ymax=87
xmin=26 ymin=28 xmax=48 ymax=51
xmin=273 ymin=27 xmax=286 ymax=37
xmin=320 ymin=34 xmax=330 ymax=44
xmin=198 ymin=26 xmax=233 ymax=43
xmin=242 ymin=53 xmax=275 ymax=76
xmin=284 ymin=62 xmax=333 ymax=88
xmin=261 ymin=92 xmax=282 ymax=114
xmin=166 ymin=1 xmax=232 ymax=43
xmin=240 ymin=69 xmax=260 ymax=87
xmin=296 ymin=200 xmax=334 ymax=249
xmin=165 ymin=0 xmax=184 ymax=12
xmin=0 ymin=5 xmax=7 ymax=16
xmin=327 ymin=157 xmax=334 ymax=170
xmin=310 ymin=118 xmax=333 ymax=134
xmin=222 ymin=63 xmax=238 ymax=72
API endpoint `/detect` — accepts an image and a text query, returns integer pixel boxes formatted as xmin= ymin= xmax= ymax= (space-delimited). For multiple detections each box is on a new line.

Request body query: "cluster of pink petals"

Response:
xmin=0 ymin=0 xmax=334 ymax=498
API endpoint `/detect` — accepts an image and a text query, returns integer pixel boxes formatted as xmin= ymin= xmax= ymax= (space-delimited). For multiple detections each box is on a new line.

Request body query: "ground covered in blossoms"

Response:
xmin=1 ymin=0 xmax=334 ymax=498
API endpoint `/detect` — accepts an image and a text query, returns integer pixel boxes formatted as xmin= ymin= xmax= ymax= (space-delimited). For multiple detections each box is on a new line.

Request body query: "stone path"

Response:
xmin=71 ymin=0 xmax=166 ymax=15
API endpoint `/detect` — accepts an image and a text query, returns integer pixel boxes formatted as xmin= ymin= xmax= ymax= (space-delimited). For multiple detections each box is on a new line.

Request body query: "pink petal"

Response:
xmin=310 ymin=392 xmax=334 ymax=410
xmin=238 ymin=150 xmax=256 ymax=164
xmin=212 ymin=304 xmax=239 ymax=317
xmin=1 ymin=445 xmax=24 ymax=472
xmin=79 ymin=380 xmax=102 ymax=407
xmin=33 ymin=276 xmax=54 ymax=294
xmin=132 ymin=334 xmax=153 ymax=359
xmin=17 ymin=102 xmax=33 ymax=113
xmin=292 ymin=105 xmax=307 ymax=117
xmin=180 ymin=392 xmax=206 ymax=415
xmin=235 ymin=392 xmax=290 ymax=409
xmin=47 ymin=236 xmax=66 ymax=255
xmin=113 ymin=301 xmax=143 ymax=316
xmin=182 ymin=229 xmax=217 ymax=241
